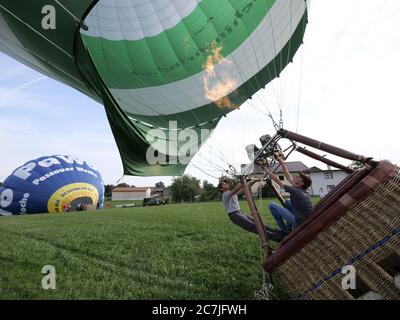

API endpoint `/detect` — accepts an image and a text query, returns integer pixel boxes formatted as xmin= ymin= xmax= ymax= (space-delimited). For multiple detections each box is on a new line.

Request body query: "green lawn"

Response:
xmin=0 ymin=199 xmax=302 ymax=300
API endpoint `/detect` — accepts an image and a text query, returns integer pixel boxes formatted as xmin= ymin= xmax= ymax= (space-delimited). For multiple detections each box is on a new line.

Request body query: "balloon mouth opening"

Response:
xmin=70 ymin=197 xmax=94 ymax=208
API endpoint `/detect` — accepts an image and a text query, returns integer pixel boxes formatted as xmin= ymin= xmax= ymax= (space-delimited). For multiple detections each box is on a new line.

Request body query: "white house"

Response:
xmin=111 ymin=187 xmax=153 ymax=201
xmin=307 ymin=167 xmax=348 ymax=197
xmin=242 ymin=161 xmax=311 ymax=194
xmin=271 ymin=161 xmax=310 ymax=185
xmin=241 ymin=161 xmax=348 ymax=197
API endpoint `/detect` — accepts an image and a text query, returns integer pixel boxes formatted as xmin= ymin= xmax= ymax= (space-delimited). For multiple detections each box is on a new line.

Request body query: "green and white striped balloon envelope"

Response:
xmin=0 ymin=0 xmax=309 ymax=176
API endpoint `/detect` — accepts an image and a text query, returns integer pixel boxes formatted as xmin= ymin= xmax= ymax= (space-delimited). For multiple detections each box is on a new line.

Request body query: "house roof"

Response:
xmin=112 ymin=187 xmax=153 ymax=193
xmin=271 ymin=161 xmax=310 ymax=173
xmin=306 ymin=166 xmax=344 ymax=173
xmin=241 ymin=161 xmax=346 ymax=175
xmin=241 ymin=161 xmax=310 ymax=175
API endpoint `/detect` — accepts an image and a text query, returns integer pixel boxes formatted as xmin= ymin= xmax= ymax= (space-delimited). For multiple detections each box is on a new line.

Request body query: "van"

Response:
xmin=142 ymin=196 xmax=167 ymax=207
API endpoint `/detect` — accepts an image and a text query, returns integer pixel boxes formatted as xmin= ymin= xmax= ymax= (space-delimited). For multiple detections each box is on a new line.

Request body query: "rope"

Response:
xmin=250 ymin=178 xmax=278 ymax=300
xmin=254 ymin=240 xmax=278 ymax=300
xmin=115 ymin=174 xmax=125 ymax=185
xmin=53 ymin=0 xmax=88 ymax=30
xmin=0 ymin=3 xmax=73 ymax=59
xmin=295 ymin=45 xmax=305 ymax=133
xmin=254 ymin=282 xmax=277 ymax=300
xmin=189 ymin=162 xmax=222 ymax=180
xmin=296 ymin=3 xmax=309 ymax=133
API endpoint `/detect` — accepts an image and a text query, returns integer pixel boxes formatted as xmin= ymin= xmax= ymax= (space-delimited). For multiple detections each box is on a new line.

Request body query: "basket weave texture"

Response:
xmin=273 ymin=171 xmax=400 ymax=300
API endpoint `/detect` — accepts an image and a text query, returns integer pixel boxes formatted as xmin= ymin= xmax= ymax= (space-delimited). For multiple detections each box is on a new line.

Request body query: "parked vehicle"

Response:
xmin=115 ymin=203 xmax=136 ymax=209
xmin=143 ymin=196 xmax=167 ymax=207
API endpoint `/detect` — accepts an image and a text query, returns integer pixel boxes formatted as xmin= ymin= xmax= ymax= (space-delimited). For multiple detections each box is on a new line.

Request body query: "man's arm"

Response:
xmin=266 ymin=169 xmax=285 ymax=189
xmin=229 ymin=182 xmax=243 ymax=197
xmin=278 ymin=157 xmax=296 ymax=186
xmin=229 ymin=179 xmax=259 ymax=197
xmin=236 ymin=179 xmax=259 ymax=196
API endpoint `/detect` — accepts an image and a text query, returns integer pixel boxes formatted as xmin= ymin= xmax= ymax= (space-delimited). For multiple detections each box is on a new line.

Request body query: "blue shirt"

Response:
xmin=284 ymin=185 xmax=314 ymax=224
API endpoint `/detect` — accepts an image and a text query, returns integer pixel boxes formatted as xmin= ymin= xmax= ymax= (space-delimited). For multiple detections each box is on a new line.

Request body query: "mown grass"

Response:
xmin=0 ymin=199 xmax=302 ymax=300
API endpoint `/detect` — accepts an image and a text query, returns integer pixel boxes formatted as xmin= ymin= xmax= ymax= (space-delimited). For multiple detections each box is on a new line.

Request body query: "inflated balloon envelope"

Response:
xmin=0 ymin=0 xmax=309 ymax=176
xmin=0 ymin=155 xmax=105 ymax=215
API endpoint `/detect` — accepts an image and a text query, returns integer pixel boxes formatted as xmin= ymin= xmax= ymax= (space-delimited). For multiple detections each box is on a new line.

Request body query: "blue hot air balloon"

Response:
xmin=0 ymin=155 xmax=104 ymax=216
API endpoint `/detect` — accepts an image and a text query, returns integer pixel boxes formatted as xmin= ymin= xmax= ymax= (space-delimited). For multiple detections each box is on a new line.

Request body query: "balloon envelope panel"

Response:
xmin=0 ymin=0 xmax=308 ymax=176
xmin=81 ymin=0 xmax=308 ymax=126
xmin=0 ymin=156 xmax=104 ymax=216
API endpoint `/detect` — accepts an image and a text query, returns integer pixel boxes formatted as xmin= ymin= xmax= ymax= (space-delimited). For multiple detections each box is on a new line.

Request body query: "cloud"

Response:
xmin=0 ymin=64 xmax=30 ymax=82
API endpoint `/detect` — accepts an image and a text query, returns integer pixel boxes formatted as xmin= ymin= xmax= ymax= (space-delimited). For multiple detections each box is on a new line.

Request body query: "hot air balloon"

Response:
xmin=0 ymin=0 xmax=309 ymax=176
xmin=1 ymin=1 xmax=399 ymax=301
xmin=0 ymin=155 xmax=104 ymax=216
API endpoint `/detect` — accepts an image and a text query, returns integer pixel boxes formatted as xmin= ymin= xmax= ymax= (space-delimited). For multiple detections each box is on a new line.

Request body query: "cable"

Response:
xmin=53 ymin=0 xmax=88 ymax=29
xmin=0 ymin=3 xmax=73 ymax=59
xmin=295 ymin=45 xmax=305 ymax=133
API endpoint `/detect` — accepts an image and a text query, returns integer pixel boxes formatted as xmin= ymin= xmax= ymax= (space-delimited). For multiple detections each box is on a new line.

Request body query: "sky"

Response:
xmin=1 ymin=0 xmax=400 ymax=187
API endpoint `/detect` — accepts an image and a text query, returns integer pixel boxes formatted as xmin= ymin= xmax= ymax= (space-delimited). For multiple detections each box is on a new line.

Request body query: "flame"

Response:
xmin=203 ymin=77 xmax=238 ymax=109
xmin=203 ymin=42 xmax=225 ymax=76
xmin=202 ymin=42 xmax=238 ymax=109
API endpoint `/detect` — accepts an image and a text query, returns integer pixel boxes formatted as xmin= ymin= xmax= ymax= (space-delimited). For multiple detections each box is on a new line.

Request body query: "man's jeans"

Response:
xmin=268 ymin=200 xmax=297 ymax=233
xmin=229 ymin=211 xmax=281 ymax=241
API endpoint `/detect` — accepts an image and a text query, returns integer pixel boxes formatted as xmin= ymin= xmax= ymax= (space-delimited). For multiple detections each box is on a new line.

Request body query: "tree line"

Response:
xmin=104 ymin=176 xmax=221 ymax=203
xmin=104 ymin=174 xmax=276 ymax=203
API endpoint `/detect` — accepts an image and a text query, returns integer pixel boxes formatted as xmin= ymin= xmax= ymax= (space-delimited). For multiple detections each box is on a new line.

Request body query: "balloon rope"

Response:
xmin=0 ymin=4 xmax=73 ymax=59
xmin=53 ymin=0 xmax=88 ymax=29
xmin=115 ymin=175 xmax=124 ymax=185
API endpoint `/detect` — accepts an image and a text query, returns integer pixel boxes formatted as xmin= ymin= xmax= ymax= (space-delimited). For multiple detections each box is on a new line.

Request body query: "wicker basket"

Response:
xmin=265 ymin=163 xmax=400 ymax=300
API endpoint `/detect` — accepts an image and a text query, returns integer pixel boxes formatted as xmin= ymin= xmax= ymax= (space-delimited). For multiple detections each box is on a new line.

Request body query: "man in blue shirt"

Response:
xmin=266 ymin=157 xmax=314 ymax=236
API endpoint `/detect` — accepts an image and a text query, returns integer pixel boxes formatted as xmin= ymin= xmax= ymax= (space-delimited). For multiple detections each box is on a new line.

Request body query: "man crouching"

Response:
xmin=266 ymin=156 xmax=314 ymax=236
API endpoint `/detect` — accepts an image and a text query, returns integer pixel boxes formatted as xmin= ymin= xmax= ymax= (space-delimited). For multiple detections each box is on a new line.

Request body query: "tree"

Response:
xmin=116 ymin=183 xmax=129 ymax=188
xmin=155 ymin=181 xmax=166 ymax=190
xmin=170 ymin=175 xmax=201 ymax=203
xmin=201 ymin=180 xmax=218 ymax=201
xmin=0 ymin=182 xmax=3 ymax=188
xmin=104 ymin=184 xmax=114 ymax=199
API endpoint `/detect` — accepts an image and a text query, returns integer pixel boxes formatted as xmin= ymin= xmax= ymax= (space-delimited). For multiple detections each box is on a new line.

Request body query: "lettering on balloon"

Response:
xmin=19 ymin=193 xmax=30 ymax=215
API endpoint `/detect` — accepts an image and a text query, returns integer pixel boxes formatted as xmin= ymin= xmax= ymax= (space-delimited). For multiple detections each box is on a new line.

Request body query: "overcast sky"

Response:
xmin=1 ymin=0 xmax=399 ymax=187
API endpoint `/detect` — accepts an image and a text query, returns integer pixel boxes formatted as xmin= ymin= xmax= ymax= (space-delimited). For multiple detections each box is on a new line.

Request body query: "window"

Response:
xmin=324 ymin=172 xmax=334 ymax=180
xmin=327 ymin=185 xmax=336 ymax=192
xmin=279 ymin=175 xmax=285 ymax=181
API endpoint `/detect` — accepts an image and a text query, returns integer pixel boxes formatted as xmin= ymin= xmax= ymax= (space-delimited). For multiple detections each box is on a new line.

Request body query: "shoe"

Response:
xmin=278 ymin=230 xmax=290 ymax=238
xmin=264 ymin=224 xmax=281 ymax=234
xmin=267 ymin=230 xmax=284 ymax=242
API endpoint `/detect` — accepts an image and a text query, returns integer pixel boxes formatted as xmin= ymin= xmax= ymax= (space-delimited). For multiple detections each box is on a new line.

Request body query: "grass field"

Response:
xmin=0 ymin=199 xmax=304 ymax=300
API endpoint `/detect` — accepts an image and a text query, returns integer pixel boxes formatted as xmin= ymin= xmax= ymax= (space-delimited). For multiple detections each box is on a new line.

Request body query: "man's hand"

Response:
xmin=275 ymin=152 xmax=285 ymax=163
xmin=277 ymin=154 xmax=295 ymax=186
xmin=265 ymin=167 xmax=284 ymax=188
